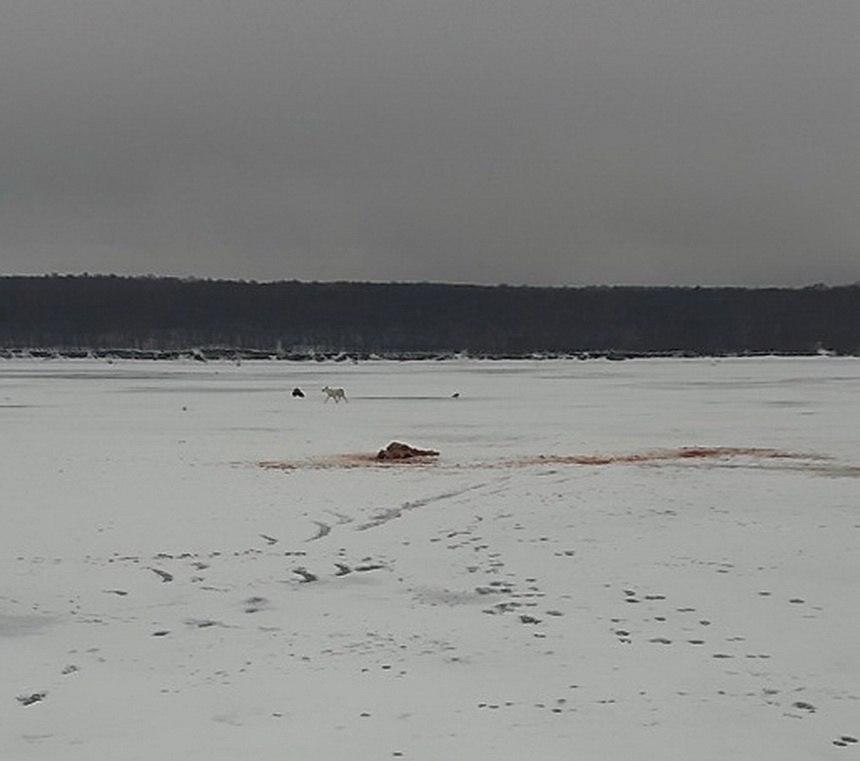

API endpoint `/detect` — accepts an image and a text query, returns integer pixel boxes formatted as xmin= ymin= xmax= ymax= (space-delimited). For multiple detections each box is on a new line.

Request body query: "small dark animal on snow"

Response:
xmin=291 ymin=387 xmax=305 ymax=398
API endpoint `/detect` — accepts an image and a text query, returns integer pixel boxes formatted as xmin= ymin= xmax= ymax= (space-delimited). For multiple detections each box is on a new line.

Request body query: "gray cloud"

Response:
xmin=1 ymin=0 xmax=858 ymax=285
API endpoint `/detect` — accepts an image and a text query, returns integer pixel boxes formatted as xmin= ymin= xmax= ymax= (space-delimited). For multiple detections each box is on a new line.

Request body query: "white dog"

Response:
xmin=322 ymin=385 xmax=347 ymax=403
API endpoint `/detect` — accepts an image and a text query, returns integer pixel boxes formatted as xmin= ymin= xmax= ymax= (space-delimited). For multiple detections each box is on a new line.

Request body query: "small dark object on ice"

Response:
xmin=451 ymin=392 xmax=460 ymax=398
xmin=291 ymin=387 xmax=305 ymax=398
xmin=334 ymin=563 xmax=352 ymax=576
xmin=519 ymin=614 xmax=541 ymax=625
xmin=260 ymin=533 xmax=278 ymax=545
xmin=17 ymin=692 xmax=47 ymax=706
xmin=376 ymin=442 xmax=440 ymax=461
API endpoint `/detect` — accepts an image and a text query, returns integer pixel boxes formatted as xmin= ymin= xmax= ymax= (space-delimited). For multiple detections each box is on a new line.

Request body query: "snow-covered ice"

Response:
xmin=2 ymin=357 xmax=859 ymax=760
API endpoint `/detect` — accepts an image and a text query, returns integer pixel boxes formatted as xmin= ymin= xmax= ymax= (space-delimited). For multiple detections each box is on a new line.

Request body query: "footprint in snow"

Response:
xmin=243 ymin=596 xmax=270 ymax=612
xmin=833 ymin=736 xmax=858 ymax=747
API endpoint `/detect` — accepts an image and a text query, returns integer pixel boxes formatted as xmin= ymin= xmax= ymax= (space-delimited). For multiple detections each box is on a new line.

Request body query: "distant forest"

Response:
xmin=1 ymin=275 xmax=858 ymax=358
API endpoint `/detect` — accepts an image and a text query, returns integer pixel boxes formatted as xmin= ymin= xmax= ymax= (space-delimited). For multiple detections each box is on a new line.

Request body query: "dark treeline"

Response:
xmin=0 ymin=275 xmax=858 ymax=357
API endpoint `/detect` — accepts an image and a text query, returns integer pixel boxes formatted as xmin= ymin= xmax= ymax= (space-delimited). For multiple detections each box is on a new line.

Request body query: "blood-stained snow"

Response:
xmin=2 ymin=357 xmax=859 ymax=760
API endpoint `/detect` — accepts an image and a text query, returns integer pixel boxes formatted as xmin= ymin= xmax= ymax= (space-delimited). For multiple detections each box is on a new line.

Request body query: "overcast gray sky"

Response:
xmin=1 ymin=0 xmax=857 ymax=286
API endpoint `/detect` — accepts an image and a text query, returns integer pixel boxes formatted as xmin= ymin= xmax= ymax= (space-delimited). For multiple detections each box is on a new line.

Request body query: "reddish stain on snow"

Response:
xmin=260 ymin=446 xmax=827 ymax=471
xmin=260 ymin=453 xmax=440 ymax=470
xmin=509 ymin=447 xmax=818 ymax=467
